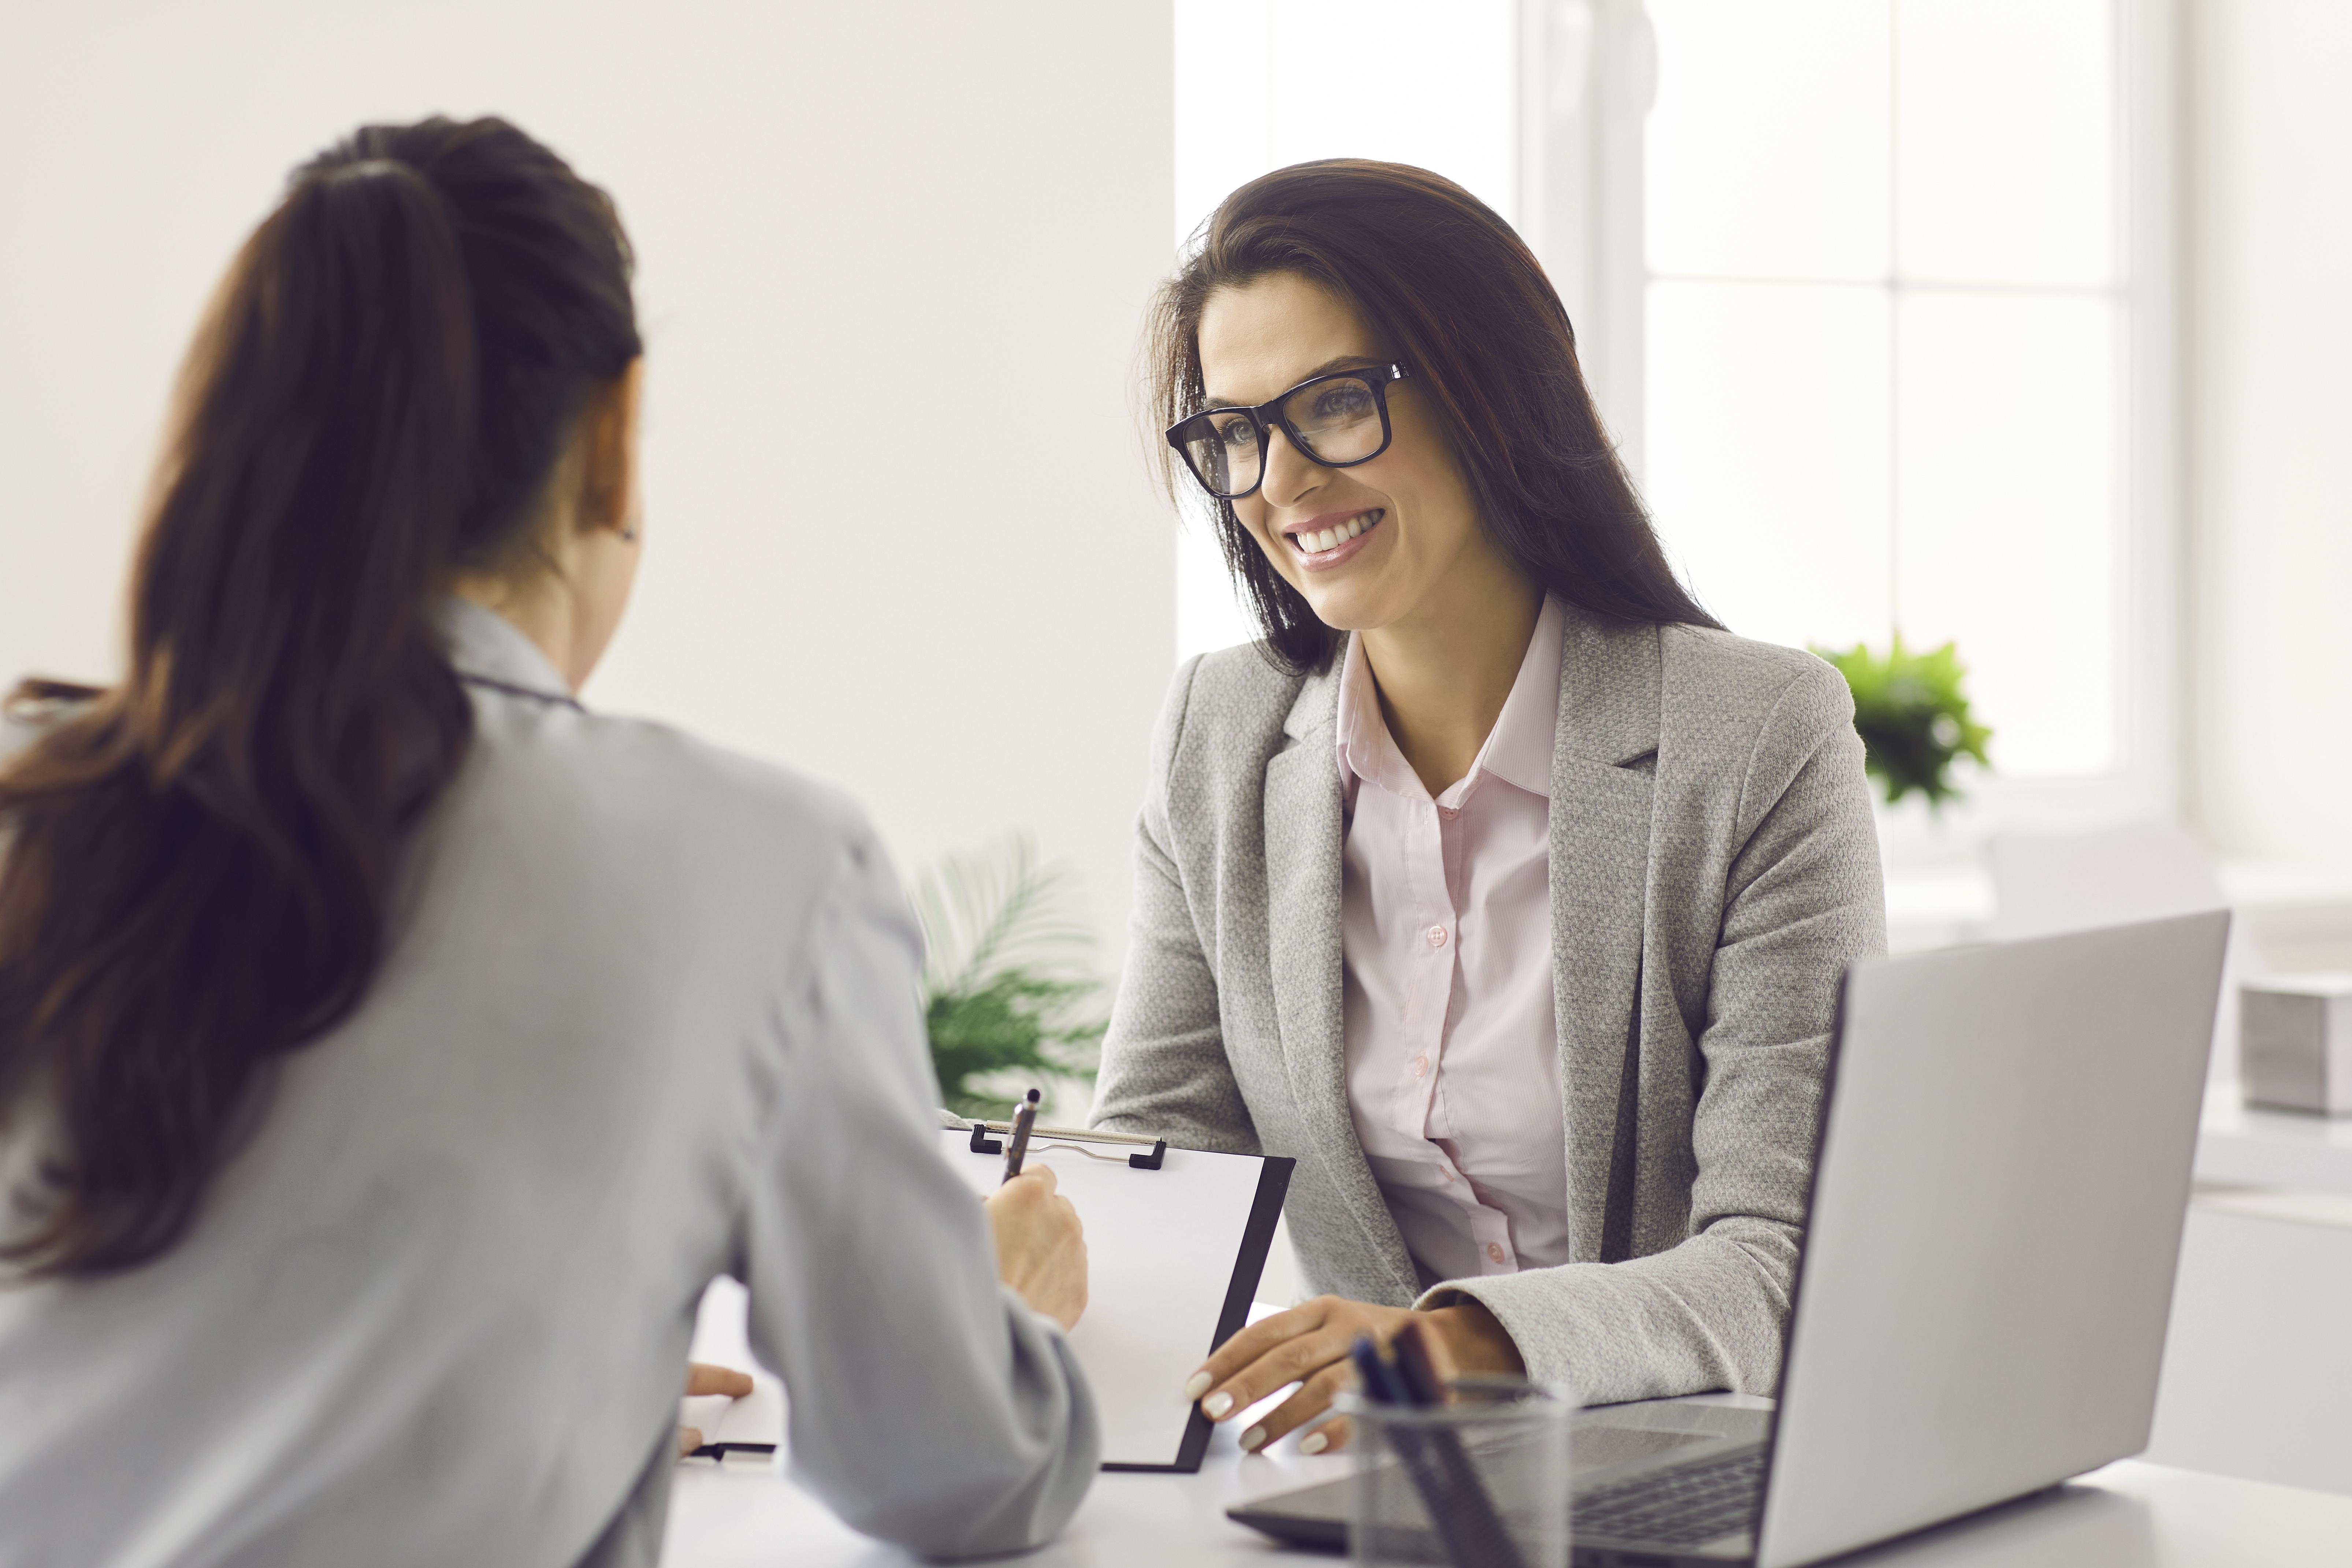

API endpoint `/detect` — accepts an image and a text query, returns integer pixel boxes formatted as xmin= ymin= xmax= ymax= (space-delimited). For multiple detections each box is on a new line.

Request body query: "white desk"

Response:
xmin=2198 ymin=1092 xmax=2352 ymax=1194
xmin=662 ymin=1417 xmax=2352 ymax=1567
xmin=673 ymin=1282 xmax=2352 ymax=1565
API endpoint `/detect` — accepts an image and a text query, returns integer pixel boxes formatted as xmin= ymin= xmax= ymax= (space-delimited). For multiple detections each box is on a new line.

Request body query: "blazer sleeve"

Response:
xmin=1421 ymin=659 xmax=1884 ymax=1404
xmin=1088 ymin=657 xmax=1262 ymax=1155
xmin=737 ymin=826 xmax=1101 ymax=1557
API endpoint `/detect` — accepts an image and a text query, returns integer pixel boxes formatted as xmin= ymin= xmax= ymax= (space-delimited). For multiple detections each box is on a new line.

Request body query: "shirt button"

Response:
xmin=1486 ymin=1242 xmax=1507 ymax=1264
xmin=1411 ymin=1055 xmax=1429 ymax=1078
xmin=1438 ymin=805 xmax=1461 ymax=820
xmin=1439 ymin=1167 xmax=1455 ymax=1182
xmin=1426 ymin=925 xmax=1448 ymax=947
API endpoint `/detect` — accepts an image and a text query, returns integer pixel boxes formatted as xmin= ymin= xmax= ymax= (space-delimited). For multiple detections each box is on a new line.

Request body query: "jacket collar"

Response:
xmin=435 ymin=597 xmax=581 ymax=708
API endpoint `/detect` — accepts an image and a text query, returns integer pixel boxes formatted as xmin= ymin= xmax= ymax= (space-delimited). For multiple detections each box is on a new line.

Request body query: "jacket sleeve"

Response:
xmin=1421 ymin=659 xmax=1885 ymax=1404
xmin=1088 ymin=657 xmax=1262 ymax=1155
xmin=738 ymin=825 xmax=1100 ymax=1556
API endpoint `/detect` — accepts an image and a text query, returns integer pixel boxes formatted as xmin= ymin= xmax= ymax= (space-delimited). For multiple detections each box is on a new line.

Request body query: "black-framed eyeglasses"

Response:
xmin=1164 ymin=363 xmax=1411 ymax=501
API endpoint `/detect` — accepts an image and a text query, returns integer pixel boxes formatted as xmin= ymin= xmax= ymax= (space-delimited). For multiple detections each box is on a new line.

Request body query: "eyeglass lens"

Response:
xmin=1180 ymin=375 xmax=1388 ymax=498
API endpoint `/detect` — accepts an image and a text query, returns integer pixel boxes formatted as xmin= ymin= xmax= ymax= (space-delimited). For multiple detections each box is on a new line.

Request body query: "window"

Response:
xmin=1641 ymin=0 xmax=2141 ymax=789
xmin=1172 ymin=1 xmax=2175 ymax=851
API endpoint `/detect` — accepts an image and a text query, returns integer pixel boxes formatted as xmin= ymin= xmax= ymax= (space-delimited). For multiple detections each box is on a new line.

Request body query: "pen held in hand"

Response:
xmin=1000 ymin=1087 xmax=1041 ymax=1184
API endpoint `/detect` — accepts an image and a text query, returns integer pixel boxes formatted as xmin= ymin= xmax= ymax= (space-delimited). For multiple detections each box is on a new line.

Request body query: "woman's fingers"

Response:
xmin=1185 ymin=1298 xmax=1329 ymax=1407
xmin=1237 ymin=1360 xmax=1356 ymax=1452
xmin=1197 ymin=1322 xmax=1360 ymax=1420
xmin=684 ymin=1362 xmax=754 ymax=1398
xmin=676 ymin=1426 xmax=705 ymax=1457
xmin=984 ymin=1164 xmax=1089 ymax=1331
xmin=1296 ymin=1413 xmax=1352 ymax=1456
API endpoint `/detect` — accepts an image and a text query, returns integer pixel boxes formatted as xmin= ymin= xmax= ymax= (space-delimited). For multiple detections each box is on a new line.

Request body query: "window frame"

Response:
xmin=1516 ymin=0 xmax=2182 ymax=866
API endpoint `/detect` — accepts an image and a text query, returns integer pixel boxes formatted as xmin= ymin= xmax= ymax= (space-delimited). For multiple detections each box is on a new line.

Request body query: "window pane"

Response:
xmin=1646 ymin=0 xmax=1891 ymax=281
xmin=1894 ymin=0 xmax=2115 ymax=286
xmin=1645 ymin=280 xmax=1892 ymax=651
xmin=1265 ymin=0 xmax=1520 ymax=225
xmin=1174 ymin=0 xmax=1272 ymax=248
xmin=1894 ymin=291 xmax=2117 ymax=776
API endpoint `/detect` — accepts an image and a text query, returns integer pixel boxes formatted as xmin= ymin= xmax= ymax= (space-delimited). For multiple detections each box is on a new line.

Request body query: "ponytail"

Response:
xmin=0 ymin=118 xmax=640 ymax=1275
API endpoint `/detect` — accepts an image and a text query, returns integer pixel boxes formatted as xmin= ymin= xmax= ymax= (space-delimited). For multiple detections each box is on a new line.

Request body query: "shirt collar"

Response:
xmin=1333 ymin=594 xmax=1565 ymax=803
xmin=1481 ymin=594 xmax=1565 ymax=798
xmin=434 ymin=596 xmax=580 ymax=706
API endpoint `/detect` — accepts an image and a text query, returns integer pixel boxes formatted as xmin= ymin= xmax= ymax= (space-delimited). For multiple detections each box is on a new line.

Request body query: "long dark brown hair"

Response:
xmin=1148 ymin=159 xmax=1719 ymax=671
xmin=0 ymin=117 xmax=640 ymax=1277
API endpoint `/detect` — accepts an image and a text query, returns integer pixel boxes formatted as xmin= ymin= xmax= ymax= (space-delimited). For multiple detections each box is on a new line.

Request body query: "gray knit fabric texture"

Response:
xmin=1090 ymin=606 xmax=1886 ymax=1405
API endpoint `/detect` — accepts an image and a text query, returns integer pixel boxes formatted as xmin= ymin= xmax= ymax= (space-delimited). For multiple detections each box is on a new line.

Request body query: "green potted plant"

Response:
xmin=1810 ymin=634 xmax=1992 ymax=809
xmin=911 ymin=831 xmax=1107 ymax=1121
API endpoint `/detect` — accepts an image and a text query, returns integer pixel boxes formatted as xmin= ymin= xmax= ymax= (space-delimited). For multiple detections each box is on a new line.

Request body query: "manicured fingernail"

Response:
xmin=1240 ymin=1426 xmax=1267 ymax=1452
xmin=1182 ymin=1371 xmax=1212 ymax=1403
xmin=1299 ymin=1431 xmax=1329 ymax=1456
xmin=1203 ymin=1391 xmax=1234 ymax=1419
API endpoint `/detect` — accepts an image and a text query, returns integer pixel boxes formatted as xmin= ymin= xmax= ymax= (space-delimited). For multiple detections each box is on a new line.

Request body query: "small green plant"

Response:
xmin=1810 ymin=634 xmax=1992 ymax=809
xmin=910 ymin=831 xmax=1107 ymax=1121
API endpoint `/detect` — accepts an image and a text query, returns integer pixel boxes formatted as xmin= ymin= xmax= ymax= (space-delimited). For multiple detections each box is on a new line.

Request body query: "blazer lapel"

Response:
xmin=1263 ymin=661 xmax=1417 ymax=1294
xmin=1548 ymin=611 xmax=1663 ymax=1262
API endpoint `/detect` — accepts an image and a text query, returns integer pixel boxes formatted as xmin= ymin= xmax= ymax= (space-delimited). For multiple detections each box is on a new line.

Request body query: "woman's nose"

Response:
xmin=1258 ymin=425 xmax=1324 ymax=510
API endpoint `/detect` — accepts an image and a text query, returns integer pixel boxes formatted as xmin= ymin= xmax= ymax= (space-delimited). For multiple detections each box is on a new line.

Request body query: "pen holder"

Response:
xmin=1344 ymin=1381 xmax=1571 ymax=1568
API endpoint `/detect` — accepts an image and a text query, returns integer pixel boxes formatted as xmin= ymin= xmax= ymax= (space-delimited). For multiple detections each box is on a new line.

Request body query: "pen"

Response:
xmin=1352 ymin=1333 xmax=1524 ymax=1568
xmin=1000 ymin=1088 xmax=1041 ymax=1184
xmin=1393 ymin=1324 xmax=1524 ymax=1568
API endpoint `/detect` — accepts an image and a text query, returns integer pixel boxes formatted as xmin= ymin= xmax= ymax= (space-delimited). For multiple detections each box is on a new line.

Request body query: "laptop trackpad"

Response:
xmin=1574 ymin=1424 xmax=1719 ymax=1472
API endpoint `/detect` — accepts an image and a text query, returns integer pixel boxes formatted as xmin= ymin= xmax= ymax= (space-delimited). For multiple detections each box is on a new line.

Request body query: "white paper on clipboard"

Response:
xmin=936 ymin=1125 xmax=1292 ymax=1471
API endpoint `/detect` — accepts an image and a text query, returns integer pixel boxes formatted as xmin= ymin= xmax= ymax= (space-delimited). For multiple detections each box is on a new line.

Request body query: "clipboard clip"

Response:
xmin=966 ymin=1120 xmax=1167 ymax=1170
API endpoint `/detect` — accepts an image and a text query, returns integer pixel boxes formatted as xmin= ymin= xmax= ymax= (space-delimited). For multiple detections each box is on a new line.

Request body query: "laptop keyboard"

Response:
xmin=1575 ymin=1446 xmax=1765 ymax=1547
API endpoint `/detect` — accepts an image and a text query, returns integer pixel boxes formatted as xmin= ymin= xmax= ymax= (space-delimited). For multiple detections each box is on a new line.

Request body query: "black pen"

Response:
xmin=1352 ymin=1333 xmax=1524 ymax=1568
xmin=1393 ymin=1324 xmax=1524 ymax=1568
xmin=1000 ymin=1088 xmax=1041 ymax=1184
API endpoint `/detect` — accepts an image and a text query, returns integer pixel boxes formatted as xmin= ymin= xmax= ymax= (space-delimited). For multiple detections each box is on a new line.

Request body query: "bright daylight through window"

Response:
xmin=1173 ymin=0 xmax=2150 ymax=803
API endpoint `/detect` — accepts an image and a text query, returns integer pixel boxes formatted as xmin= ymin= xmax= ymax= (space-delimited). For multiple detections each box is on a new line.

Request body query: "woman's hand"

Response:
xmin=984 ymin=1164 xmax=1088 ymax=1331
xmin=676 ymin=1361 xmax=755 ymax=1456
xmin=1180 ymin=1295 xmax=1524 ymax=1455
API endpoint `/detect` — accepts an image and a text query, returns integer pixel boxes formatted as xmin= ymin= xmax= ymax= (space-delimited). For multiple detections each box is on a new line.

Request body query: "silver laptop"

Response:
xmin=1227 ymin=911 xmax=2228 ymax=1566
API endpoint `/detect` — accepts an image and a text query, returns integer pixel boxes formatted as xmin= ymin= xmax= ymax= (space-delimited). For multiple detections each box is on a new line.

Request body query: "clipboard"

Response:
xmin=938 ymin=1122 xmax=1294 ymax=1472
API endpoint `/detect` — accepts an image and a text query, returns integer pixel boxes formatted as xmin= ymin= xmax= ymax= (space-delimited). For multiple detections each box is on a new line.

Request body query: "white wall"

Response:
xmin=2185 ymin=0 xmax=2352 ymax=869
xmin=0 ymin=0 xmax=1175 ymax=966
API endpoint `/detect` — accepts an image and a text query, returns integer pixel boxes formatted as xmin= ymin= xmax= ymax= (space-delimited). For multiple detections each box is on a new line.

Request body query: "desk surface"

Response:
xmin=663 ymin=1416 xmax=2352 ymax=1567
xmin=2199 ymin=1092 xmax=2352 ymax=1194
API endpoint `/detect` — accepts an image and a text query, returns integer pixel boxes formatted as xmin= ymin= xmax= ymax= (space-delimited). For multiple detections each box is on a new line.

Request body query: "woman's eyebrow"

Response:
xmin=1202 ymin=355 xmax=1385 ymax=409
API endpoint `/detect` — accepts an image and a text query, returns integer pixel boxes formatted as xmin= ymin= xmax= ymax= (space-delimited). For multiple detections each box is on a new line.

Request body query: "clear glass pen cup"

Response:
xmin=1343 ymin=1379 xmax=1573 ymax=1568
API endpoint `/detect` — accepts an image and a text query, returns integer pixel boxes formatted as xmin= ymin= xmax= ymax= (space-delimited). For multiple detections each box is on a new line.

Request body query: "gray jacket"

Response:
xmin=0 ymin=601 xmax=1098 ymax=1568
xmin=1090 ymin=608 xmax=1885 ymax=1405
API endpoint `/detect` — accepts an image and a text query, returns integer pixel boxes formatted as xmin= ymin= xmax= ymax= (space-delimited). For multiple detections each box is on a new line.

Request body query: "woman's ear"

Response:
xmin=576 ymin=358 xmax=644 ymax=536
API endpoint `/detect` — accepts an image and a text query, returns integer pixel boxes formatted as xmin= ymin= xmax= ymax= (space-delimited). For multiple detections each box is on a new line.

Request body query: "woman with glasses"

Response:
xmin=1091 ymin=160 xmax=1884 ymax=1454
xmin=0 ymin=118 xmax=1097 ymax=1564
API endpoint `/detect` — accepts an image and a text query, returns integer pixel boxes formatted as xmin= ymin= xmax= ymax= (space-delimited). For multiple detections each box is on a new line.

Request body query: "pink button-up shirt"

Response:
xmin=1337 ymin=595 xmax=1568 ymax=1289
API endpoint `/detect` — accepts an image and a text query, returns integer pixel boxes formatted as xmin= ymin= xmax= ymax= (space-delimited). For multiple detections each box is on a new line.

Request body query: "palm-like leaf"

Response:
xmin=911 ymin=832 xmax=1097 ymax=996
xmin=910 ymin=832 xmax=1107 ymax=1120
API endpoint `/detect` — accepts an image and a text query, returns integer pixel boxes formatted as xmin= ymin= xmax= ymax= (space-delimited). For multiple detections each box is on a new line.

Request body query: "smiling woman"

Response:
xmin=1096 ymin=160 xmax=1886 ymax=1457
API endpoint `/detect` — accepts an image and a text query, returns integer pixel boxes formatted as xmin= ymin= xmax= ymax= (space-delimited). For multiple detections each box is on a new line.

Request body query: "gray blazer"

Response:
xmin=0 ymin=601 xmax=1097 ymax=1568
xmin=1090 ymin=607 xmax=1885 ymax=1405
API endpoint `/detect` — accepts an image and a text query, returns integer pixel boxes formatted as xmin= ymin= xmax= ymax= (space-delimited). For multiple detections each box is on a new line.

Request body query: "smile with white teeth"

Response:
xmin=1292 ymin=509 xmax=1383 ymax=554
